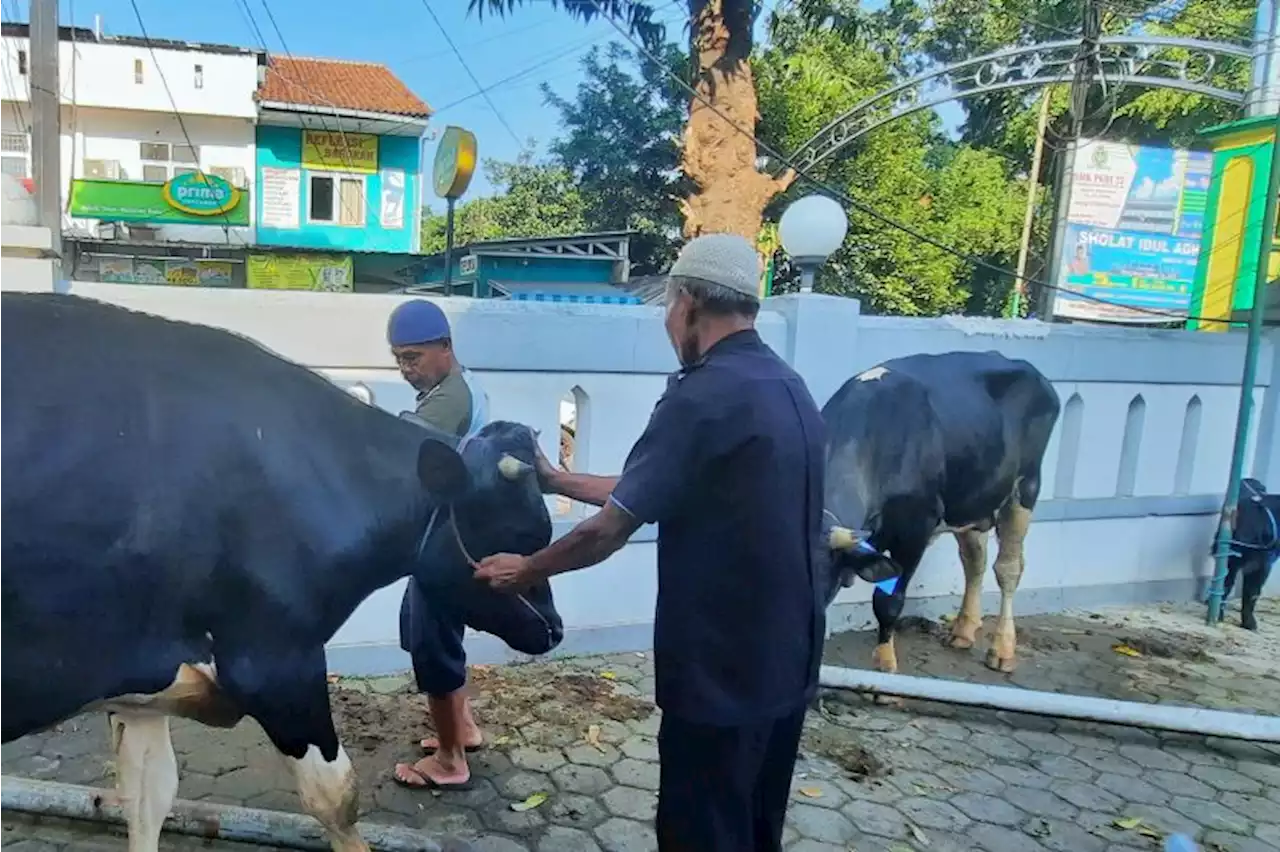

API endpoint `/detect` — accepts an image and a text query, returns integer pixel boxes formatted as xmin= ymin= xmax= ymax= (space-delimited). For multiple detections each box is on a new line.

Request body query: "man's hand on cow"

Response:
xmin=475 ymin=553 xmax=536 ymax=590
xmin=532 ymin=441 xmax=560 ymax=494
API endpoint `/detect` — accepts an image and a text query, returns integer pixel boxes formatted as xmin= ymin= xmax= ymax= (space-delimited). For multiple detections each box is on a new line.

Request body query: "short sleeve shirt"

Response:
xmin=610 ymin=330 xmax=827 ymax=726
xmin=414 ymin=367 xmax=474 ymax=439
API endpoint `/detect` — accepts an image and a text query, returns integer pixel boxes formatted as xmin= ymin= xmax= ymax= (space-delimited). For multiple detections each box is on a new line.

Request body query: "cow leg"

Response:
xmin=108 ymin=712 xmax=178 ymax=852
xmin=219 ymin=648 xmax=368 ymax=852
xmin=949 ymin=529 xmax=988 ymax=649
xmin=1240 ymin=557 xmax=1271 ymax=632
xmin=988 ymin=502 xmax=1032 ymax=673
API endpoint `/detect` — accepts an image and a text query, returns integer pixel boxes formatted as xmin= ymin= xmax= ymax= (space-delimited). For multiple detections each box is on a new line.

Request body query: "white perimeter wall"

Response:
xmin=4 ymin=238 xmax=1277 ymax=674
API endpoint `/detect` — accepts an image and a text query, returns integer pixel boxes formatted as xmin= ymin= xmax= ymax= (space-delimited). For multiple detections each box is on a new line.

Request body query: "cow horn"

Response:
xmin=828 ymin=526 xmax=859 ymax=551
xmin=498 ymin=454 xmax=535 ymax=480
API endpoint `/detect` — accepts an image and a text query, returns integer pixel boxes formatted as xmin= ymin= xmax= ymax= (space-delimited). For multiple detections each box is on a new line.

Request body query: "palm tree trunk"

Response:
xmin=680 ymin=0 xmax=793 ymax=240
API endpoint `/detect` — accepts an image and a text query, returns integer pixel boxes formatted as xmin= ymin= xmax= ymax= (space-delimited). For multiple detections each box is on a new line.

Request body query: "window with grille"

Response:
xmin=140 ymin=142 xmax=200 ymax=181
xmin=4 ymin=132 xmax=31 ymax=178
xmin=209 ymin=165 xmax=247 ymax=188
xmin=134 ymin=59 xmax=144 ymax=84
xmin=17 ymin=50 xmax=27 ymax=75
xmin=194 ymin=64 xmax=204 ymax=89
xmin=309 ymin=174 xmax=365 ymax=227
xmin=84 ymin=159 xmax=123 ymax=180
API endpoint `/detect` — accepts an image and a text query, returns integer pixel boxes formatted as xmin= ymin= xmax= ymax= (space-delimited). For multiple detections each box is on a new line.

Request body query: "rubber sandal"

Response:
xmin=391 ymin=762 xmax=474 ymax=791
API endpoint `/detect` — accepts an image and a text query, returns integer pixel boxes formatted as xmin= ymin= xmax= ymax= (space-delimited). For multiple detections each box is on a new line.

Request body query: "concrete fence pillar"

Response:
xmin=1 ymin=225 xmax=59 ymax=293
xmin=767 ymin=293 xmax=864 ymax=410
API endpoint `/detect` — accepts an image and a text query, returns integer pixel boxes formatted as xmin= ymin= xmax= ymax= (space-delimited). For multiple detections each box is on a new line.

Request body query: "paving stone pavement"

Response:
xmin=4 ymin=601 xmax=1279 ymax=852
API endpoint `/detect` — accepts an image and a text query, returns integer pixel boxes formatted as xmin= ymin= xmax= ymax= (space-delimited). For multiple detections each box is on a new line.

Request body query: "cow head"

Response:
xmin=412 ymin=420 xmax=553 ymax=586
xmin=821 ymin=456 xmax=900 ymax=606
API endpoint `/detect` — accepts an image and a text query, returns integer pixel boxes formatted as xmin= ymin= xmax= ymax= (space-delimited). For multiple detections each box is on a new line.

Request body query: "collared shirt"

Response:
xmin=610 ymin=329 xmax=827 ymax=725
xmin=414 ymin=365 xmax=474 ymax=438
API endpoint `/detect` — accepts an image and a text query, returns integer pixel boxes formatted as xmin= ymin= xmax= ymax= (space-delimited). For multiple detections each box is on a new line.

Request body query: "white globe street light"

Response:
xmin=778 ymin=194 xmax=849 ymax=293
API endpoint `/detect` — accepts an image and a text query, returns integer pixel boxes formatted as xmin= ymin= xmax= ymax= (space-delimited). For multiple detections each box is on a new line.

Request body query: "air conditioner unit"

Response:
xmin=83 ymin=159 xmax=122 ymax=180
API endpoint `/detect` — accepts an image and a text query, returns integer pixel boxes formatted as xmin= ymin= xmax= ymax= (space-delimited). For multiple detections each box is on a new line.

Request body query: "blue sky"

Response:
xmin=12 ymin=0 xmax=962 ymax=206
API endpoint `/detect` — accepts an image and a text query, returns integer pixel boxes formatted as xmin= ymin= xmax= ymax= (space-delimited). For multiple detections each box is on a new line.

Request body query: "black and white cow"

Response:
xmin=821 ymin=351 xmax=1061 ymax=674
xmin=1213 ymin=477 xmax=1279 ymax=631
xmin=1 ymin=292 xmax=554 ymax=852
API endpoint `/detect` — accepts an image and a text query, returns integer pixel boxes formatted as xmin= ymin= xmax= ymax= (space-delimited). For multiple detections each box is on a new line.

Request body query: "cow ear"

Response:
xmin=417 ymin=438 xmax=469 ymax=501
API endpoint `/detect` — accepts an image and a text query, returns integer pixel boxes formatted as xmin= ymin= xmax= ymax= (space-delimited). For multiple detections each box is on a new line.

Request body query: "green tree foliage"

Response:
xmin=420 ymin=150 xmax=587 ymax=254
xmin=542 ymin=42 xmax=688 ymax=273
xmin=755 ymin=10 xmax=1028 ymax=315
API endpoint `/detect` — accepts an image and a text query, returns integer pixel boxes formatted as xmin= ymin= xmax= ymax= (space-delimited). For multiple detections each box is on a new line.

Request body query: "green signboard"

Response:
xmin=69 ymin=177 xmax=250 ymax=226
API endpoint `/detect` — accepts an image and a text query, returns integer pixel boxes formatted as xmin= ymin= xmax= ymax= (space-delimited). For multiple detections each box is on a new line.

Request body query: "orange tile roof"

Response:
xmin=258 ymin=56 xmax=432 ymax=119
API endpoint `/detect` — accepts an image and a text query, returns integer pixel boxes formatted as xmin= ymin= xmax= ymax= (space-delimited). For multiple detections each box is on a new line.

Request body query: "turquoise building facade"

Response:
xmin=253 ymin=126 xmax=421 ymax=254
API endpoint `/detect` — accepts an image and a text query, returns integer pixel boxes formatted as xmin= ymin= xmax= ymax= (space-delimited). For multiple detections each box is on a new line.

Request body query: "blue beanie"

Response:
xmin=388 ymin=299 xmax=451 ymax=346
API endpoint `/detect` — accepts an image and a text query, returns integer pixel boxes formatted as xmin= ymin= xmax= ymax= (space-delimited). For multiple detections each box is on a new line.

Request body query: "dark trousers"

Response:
xmin=399 ymin=577 xmax=563 ymax=697
xmin=655 ymin=707 xmax=806 ymax=852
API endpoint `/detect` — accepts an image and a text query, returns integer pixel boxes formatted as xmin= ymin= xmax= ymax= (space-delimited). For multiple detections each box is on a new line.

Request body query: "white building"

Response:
xmin=1 ymin=21 xmax=262 ymax=250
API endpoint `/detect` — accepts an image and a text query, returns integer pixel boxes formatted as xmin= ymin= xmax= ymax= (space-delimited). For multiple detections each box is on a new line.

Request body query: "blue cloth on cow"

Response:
xmin=399 ymin=575 xmax=563 ymax=696
xmin=610 ymin=329 xmax=827 ymax=727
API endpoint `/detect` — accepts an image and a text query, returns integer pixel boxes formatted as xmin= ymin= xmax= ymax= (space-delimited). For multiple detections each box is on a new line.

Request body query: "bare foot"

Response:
xmin=393 ymin=754 xmax=472 ymax=789
xmin=420 ymin=731 xmax=483 ymax=752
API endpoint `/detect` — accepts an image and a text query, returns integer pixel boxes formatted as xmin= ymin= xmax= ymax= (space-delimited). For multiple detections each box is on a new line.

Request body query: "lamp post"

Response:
xmin=779 ymin=194 xmax=849 ymax=293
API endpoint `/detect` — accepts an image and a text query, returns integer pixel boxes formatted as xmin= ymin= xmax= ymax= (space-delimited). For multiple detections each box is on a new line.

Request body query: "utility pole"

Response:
xmin=1037 ymin=0 xmax=1100 ymax=320
xmin=30 ymin=0 xmax=62 ymax=268
xmin=1011 ymin=87 xmax=1053 ymax=318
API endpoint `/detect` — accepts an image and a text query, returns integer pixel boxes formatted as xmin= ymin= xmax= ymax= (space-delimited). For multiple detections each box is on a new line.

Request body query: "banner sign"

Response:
xmin=302 ymin=131 xmax=378 ymax=174
xmin=1052 ymin=139 xmax=1212 ymax=323
xmin=246 ymin=253 xmax=353 ymax=292
xmin=92 ymin=256 xmax=235 ymax=287
xmin=69 ymin=178 xmax=250 ymax=226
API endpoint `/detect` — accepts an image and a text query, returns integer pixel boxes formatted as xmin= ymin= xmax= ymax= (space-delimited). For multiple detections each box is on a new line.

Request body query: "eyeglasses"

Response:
xmin=392 ymin=349 xmax=425 ymax=367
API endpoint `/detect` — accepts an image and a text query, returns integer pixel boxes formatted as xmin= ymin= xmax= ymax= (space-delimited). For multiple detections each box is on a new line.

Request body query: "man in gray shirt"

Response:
xmin=387 ymin=299 xmax=562 ymax=791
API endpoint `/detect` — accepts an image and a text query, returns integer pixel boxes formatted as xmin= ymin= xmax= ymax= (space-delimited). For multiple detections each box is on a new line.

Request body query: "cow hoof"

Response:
xmin=1242 ymin=618 xmax=1258 ymax=632
xmin=948 ymin=633 xmax=976 ymax=650
xmin=985 ymin=649 xmax=1017 ymax=673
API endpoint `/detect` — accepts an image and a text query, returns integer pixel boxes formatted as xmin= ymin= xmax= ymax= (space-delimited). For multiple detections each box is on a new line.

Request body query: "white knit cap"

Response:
xmin=668 ymin=234 xmax=762 ymax=301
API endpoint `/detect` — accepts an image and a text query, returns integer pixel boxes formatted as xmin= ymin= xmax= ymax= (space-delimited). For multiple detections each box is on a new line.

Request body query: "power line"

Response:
xmin=127 ymin=0 xmax=238 ymax=240
xmin=416 ymin=0 xmax=523 ymax=146
xmin=587 ymin=0 xmax=1275 ymax=327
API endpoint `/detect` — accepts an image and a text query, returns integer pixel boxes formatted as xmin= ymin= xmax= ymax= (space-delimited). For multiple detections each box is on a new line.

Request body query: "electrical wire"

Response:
xmin=587 ymin=0 xmax=1277 ymax=327
xmin=416 ymin=0 xmax=523 ymax=146
xmin=126 ymin=0 xmax=238 ymax=241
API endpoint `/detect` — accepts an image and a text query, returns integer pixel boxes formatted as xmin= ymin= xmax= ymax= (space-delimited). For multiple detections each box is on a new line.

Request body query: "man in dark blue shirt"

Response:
xmin=476 ymin=234 xmax=827 ymax=852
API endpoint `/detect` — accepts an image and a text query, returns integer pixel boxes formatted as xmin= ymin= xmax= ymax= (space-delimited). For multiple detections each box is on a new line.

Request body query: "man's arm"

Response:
xmin=542 ymin=467 xmax=618 ymax=508
xmin=525 ymin=501 xmax=639 ymax=582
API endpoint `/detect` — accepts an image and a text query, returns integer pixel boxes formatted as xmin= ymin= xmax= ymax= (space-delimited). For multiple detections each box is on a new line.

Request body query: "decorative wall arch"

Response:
xmin=782 ymin=36 xmax=1253 ymax=176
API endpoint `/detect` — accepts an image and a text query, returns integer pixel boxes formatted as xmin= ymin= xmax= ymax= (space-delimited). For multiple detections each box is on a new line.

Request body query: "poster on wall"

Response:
xmin=1052 ymin=139 xmax=1213 ymax=323
xmin=133 ymin=258 xmax=167 ymax=285
xmin=98 ymin=256 xmax=134 ymax=283
xmin=302 ymin=131 xmax=378 ymax=174
xmin=246 ymin=253 xmax=354 ymax=292
xmin=197 ymin=261 xmax=234 ymax=287
xmin=380 ymin=169 xmax=405 ymax=230
xmin=260 ymin=167 xmax=301 ymax=229
xmin=164 ymin=259 xmax=200 ymax=286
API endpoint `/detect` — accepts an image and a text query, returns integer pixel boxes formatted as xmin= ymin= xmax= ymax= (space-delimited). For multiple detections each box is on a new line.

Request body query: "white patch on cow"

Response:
xmin=855 ymin=365 xmax=889 ymax=383
xmin=93 ymin=662 xmax=239 ymax=728
xmin=288 ymin=744 xmax=368 ymax=852
xmin=109 ymin=713 xmax=178 ymax=852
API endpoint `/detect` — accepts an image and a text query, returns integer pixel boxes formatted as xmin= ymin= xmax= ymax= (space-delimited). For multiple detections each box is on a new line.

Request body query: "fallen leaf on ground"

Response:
xmin=586 ymin=724 xmax=604 ymax=752
xmin=600 ymin=671 xmax=617 ymax=680
xmin=797 ymin=787 xmax=823 ymax=798
xmin=1112 ymin=643 xmax=1143 ymax=657
xmin=908 ymin=823 xmax=930 ymax=846
xmin=1138 ymin=826 xmax=1164 ymax=840
xmin=1113 ymin=817 xmax=1142 ymax=830
xmin=492 ymin=735 xmax=511 ymax=747
xmin=510 ymin=792 xmax=548 ymax=812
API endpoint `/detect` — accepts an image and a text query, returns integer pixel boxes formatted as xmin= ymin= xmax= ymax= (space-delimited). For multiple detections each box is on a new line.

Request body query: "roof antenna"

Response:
xmin=92 ymin=13 xmax=101 ymax=40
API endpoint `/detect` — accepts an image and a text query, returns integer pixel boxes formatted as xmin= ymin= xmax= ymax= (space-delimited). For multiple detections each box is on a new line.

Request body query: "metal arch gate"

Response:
xmin=781 ymin=35 xmax=1253 ymax=176
xmin=772 ymin=31 xmax=1280 ymax=739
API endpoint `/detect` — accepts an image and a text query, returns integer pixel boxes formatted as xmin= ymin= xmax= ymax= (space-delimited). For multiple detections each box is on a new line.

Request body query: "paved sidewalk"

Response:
xmin=4 ymin=600 xmax=1279 ymax=852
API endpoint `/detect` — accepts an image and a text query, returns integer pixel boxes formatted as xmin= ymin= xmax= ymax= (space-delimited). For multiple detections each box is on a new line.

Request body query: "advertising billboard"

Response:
xmin=1051 ymin=139 xmax=1212 ymax=323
